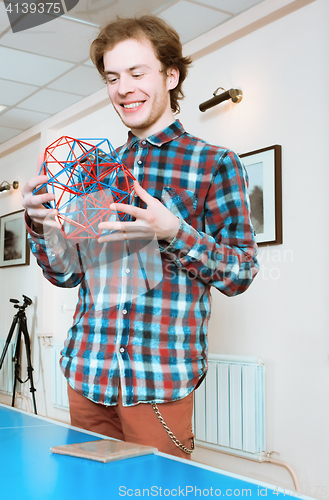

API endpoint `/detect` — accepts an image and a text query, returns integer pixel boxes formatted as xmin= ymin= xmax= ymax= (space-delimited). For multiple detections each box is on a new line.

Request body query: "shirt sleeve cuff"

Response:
xmin=25 ymin=210 xmax=58 ymax=242
xmin=25 ymin=211 xmax=46 ymax=241
xmin=25 ymin=211 xmax=64 ymax=251
xmin=159 ymin=218 xmax=200 ymax=261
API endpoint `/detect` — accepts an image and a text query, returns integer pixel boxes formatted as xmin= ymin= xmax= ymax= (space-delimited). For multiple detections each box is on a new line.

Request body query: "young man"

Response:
xmin=22 ymin=16 xmax=259 ymax=459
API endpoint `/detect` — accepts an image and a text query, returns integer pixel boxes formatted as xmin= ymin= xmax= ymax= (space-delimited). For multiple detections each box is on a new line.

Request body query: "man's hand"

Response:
xmin=98 ymin=181 xmax=180 ymax=243
xmin=21 ymin=153 xmax=59 ymax=232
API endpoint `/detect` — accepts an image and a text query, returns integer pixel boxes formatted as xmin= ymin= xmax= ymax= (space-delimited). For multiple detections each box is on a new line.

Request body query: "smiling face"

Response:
xmin=103 ymin=38 xmax=179 ymax=138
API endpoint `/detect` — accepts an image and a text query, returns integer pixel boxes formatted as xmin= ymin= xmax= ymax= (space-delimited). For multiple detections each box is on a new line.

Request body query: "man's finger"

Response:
xmin=99 ymin=220 xmax=137 ymax=232
xmin=133 ymin=180 xmax=154 ymax=204
xmin=98 ymin=230 xmax=154 ymax=243
xmin=30 ymin=191 xmax=56 ymax=207
xmin=107 ymin=203 xmax=146 ymax=219
xmin=21 ymin=174 xmax=49 ymax=196
xmin=26 ymin=207 xmax=58 ymax=218
xmin=36 ymin=152 xmax=45 ymax=176
xmin=99 ymin=223 xmax=152 ymax=235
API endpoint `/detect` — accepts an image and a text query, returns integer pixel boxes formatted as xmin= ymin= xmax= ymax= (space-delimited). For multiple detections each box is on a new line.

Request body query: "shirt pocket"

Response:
xmin=161 ymin=186 xmax=198 ymax=225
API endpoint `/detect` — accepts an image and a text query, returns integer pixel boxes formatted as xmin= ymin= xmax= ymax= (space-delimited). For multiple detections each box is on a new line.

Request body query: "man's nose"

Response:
xmin=117 ymin=76 xmax=135 ymax=96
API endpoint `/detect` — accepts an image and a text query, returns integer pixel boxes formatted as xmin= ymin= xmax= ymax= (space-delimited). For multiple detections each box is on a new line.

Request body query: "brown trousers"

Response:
xmin=67 ymin=384 xmax=194 ymax=459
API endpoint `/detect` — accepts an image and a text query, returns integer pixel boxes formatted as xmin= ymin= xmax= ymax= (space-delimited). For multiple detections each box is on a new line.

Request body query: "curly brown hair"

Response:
xmin=90 ymin=15 xmax=192 ymax=114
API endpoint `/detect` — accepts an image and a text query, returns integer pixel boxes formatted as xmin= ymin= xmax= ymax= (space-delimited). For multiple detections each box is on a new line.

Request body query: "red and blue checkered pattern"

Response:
xmin=27 ymin=121 xmax=259 ymax=407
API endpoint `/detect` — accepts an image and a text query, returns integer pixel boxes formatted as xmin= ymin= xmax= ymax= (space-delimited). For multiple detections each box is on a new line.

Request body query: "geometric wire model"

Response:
xmin=34 ymin=136 xmax=135 ymax=239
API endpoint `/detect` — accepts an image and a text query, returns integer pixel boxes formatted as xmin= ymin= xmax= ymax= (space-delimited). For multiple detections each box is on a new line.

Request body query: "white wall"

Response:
xmin=0 ymin=0 xmax=328 ymax=496
xmin=179 ymin=0 xmax=329 ymax=494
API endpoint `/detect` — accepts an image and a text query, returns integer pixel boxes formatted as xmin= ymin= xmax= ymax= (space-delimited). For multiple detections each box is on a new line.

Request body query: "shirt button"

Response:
xmin=125 ymin=268 xmax=130 ymax=274
xmin=51 ymin=252 xmax=56 ymax=258
xmin=141 ymin=140 xmax=146 ymax=146
xmin=137 ymin=160 xmax=142 ymax=165
xmin=122 ymin=309 xmax=127 ymax=315
xmin=119 ymin=347 xmax=125 ymax=354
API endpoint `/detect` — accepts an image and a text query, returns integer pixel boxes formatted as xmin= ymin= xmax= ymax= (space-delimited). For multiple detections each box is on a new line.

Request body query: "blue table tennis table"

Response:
xmin=0 ymin=403 xmax=311 ymax=500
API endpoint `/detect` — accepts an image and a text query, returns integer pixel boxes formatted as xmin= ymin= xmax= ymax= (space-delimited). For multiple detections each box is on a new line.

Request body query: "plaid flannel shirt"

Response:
xmin=27 ymin=120 xmax=259 ymax=406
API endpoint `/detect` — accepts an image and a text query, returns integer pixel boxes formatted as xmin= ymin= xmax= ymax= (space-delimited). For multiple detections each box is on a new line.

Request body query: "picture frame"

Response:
xmin=240 ymin=145 xmax=282 ymax=246
xmin=0 ymin=209 xmax=30 ymax=267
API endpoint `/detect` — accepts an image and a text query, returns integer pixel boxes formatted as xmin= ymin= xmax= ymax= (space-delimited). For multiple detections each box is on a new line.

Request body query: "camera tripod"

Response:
xmin=0 ymin=295 xmax=37 ymax=414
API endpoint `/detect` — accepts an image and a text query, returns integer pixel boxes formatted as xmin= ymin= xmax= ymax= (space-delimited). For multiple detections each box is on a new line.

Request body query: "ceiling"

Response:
xmin=0 ymin=0 xmax=266 ymax=146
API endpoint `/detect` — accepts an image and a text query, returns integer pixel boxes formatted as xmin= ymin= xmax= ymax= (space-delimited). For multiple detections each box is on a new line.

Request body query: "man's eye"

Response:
xmin=132 ymin=73 xmax=144 ymax=78
xmin=107 ymin=77 xmax=118 ymax=84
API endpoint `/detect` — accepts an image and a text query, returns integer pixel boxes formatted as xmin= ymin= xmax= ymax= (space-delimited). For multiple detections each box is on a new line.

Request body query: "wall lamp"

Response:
xmin=199 ymin=87 xmax=243 ymax=112
xmin=0 ymin=180 xmax=19 ymax=193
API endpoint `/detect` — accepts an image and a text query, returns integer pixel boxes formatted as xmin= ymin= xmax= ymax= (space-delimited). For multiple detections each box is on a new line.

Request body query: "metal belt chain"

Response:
xmin=151 ymin=403 xmax=194 ymax=455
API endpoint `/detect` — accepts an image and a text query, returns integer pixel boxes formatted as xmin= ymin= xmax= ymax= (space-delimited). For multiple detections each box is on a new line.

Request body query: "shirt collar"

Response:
xmin=126 ymin=120 xmax=185 ymax=149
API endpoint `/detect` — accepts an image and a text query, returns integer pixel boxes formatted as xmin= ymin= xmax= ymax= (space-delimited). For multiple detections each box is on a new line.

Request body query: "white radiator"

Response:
xmin=51 ymin=344 xmax=69 ymax=410
xmin=0 ymin=339 xmax=15 ymax=395
xmin=193 ymin=354 xmax=265 ymax=459
xmin=51 ymin=346 xmax=266 ymax=458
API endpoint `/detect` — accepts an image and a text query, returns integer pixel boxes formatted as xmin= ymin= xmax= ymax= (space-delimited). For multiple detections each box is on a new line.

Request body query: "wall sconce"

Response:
xmin=199 ymin=87 xmax=243 ymax=112
xmin=0 ymin=180 xmax=19 ymax=193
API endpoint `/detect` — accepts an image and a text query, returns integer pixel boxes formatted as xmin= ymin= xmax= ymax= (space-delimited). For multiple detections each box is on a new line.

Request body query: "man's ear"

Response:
xmin=166 ymin=67 xmax=180 ymax=91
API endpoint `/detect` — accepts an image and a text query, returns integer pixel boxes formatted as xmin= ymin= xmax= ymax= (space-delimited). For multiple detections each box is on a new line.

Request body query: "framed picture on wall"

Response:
xmin=0 ymin=210 xmax=30 ymax=268
xmin=240 ymin=145 xmax=282 ymax=246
